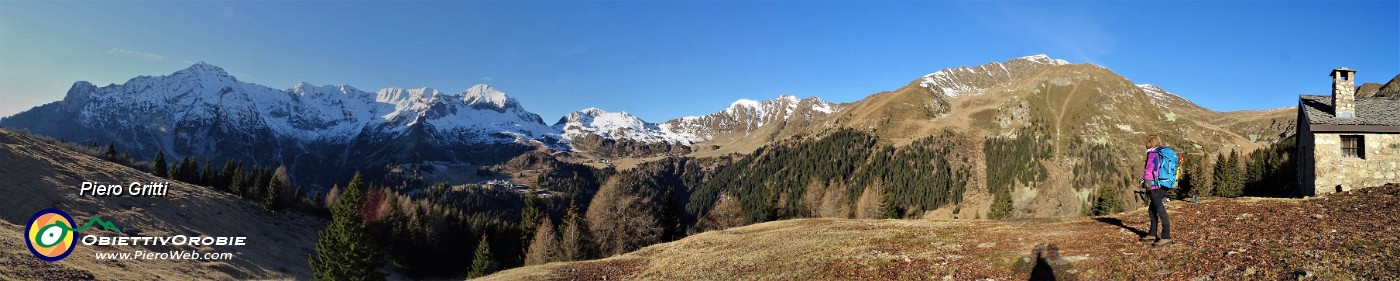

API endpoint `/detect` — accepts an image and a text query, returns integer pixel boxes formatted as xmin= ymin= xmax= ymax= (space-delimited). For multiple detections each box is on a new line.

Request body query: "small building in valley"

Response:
xmin=1296 ymin=67 xmax=1400 ymax=196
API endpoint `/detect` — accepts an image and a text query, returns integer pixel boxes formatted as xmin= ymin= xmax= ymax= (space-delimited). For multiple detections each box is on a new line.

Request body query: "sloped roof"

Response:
xmin=1299 ymin=95 xmax=1400 ymax=126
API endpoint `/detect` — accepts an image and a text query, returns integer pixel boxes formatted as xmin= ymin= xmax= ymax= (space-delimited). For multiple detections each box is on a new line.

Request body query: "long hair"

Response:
xmin=1145 ymin=134 xmax=1162 ymax=149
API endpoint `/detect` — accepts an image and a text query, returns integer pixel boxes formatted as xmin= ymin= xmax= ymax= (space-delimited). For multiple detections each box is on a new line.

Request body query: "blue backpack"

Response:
xmin=1152 ymin=146 xmax=1181 ymax=189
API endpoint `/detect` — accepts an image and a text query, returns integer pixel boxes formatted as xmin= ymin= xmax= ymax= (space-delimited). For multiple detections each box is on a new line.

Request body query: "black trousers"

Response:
xmin=1146 ymin=188 xmax=1171 ymax=239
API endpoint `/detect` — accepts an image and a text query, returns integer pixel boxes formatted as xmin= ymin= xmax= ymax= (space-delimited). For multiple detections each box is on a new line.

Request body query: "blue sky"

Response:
xmin=1 ymin=1 xmax=1396 ymax=122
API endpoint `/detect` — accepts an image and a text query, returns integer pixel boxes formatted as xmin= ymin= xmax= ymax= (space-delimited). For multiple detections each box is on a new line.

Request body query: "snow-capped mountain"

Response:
xmin=555 ymin=108 xmax=695 ymax=144
xmin=0 ymin=62 xmax=851 ymax=187
xmin=918 ymin=54 xmax=1072 ymax=98
xmin=0 ymin=62 xmax=561 ymax=189
xmin=660 ymin=95 xmax=842 ymax=143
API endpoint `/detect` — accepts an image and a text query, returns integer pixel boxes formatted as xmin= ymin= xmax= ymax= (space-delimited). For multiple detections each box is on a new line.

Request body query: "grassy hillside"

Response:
xmin=0 ymin=129 xmax=323 ymax=280
xmin=483 ymin=183 xmax=1400 ymax=280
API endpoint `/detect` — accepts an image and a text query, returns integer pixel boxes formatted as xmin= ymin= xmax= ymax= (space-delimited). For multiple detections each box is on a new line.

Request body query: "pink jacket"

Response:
xmin=1142 ymin=147 xmax=1160 ymax=189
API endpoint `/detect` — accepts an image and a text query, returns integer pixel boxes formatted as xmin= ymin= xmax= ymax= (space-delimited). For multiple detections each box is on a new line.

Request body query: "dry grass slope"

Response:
xmin=0 ymin=129 xmax=323 ymax=280
xmin=482 ymin=184 xmax=1400 ymax=280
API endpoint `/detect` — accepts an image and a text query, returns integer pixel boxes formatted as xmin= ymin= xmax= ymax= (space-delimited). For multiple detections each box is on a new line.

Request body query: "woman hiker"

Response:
xmin=1140 ymin=134 xmax=1172 ymax=247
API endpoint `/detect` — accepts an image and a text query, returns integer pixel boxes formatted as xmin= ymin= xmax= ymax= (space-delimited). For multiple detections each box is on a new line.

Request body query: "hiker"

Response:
xmin=1140 ymin=134 xmax=1172 ymax=247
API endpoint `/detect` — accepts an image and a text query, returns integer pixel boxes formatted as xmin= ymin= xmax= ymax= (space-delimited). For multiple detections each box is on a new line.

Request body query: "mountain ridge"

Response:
xmin=0 ymin=55 xmax=1298 ymax=191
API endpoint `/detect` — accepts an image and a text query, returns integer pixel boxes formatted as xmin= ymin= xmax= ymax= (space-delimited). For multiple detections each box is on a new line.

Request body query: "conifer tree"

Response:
xmin=168 ymin=159 xmax=182 ymax=181
xmin=989 ymin=185 xmax=1014 ymax=220
xmin=1091 ymin=186 xmax=1123 ymax=215
xmin=230 ymin=164 xmax=246 ymax=196
xmin=1211 ymin=153 xmax=1228 ymax=197
xmin=469 ymin=234 xmax=495 ymax=278
xmin=559 ymin=200 xmax=591 ymax=261
xmin=218 ymin=160 xmax=237 ymax=191
xmin=264 ymin=175 xmax=282 ymax=211
xmin=201 ymin=160 xmax=215 ymax=186
xmin=1225 ymin=150 xmax=1243 ymax=197
xmin=248 ymin=168 xmax=267 ymax=200
xmin=310 ymin=172 xmax=383 ymax=281
xmin=520 ymin=192 xmax=544 ymax=250
xmin=152 ymin=150 xmax=168 ymax=178
xmin=103 ymin=142 xmax=117 ymax=161
xmin=183 ymin=157 xmax=198 ymax=183
xmin=659 ymin=187 xmax=683 ymax=241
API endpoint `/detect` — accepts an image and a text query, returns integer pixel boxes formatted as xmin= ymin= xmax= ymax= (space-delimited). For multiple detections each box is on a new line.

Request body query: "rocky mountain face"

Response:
xmin=810 ymin=54 xmax=1296 ymax=217
xmin=660 ymin=95 xmax=843 ymax=148
xmin=1360 ymin=74 xmax=1400 ymax=98
xmin=0 ymin=63 xmax=560 ymax=190
xmin=554 ymin=108 xmax=694 ymax=144
xmin=553 ymin=95 xmax=844 ymax=154
xmin=0 ymin=62 xmax=847 ymax=189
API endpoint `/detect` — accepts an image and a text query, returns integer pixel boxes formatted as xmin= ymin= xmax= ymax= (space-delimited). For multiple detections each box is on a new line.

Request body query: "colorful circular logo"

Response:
xmin=26 ymin=208 xmax=77 ymax=262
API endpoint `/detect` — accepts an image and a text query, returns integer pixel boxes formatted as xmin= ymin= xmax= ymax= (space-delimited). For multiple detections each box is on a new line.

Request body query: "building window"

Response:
xmin=1341 ymin=135 xmax=1365 ymax=159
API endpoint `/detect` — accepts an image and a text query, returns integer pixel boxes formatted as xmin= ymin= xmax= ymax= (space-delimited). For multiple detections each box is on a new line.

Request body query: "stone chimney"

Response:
xmin=1331 ymin=67 xmax=1357 ymax=118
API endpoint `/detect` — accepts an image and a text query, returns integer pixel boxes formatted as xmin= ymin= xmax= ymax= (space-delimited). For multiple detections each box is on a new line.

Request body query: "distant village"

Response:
xmin=477 ymin=179 xmax=553 ymax=196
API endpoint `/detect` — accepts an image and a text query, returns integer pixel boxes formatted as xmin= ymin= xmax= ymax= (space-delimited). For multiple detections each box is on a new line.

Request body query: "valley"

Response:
xmin=2 ymin=54 xmax=1386 ymax=280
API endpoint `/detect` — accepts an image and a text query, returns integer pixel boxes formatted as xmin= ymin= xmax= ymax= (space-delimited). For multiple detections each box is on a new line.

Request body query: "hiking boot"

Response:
xmin=1139 ymin=236 xmax=1155 ymax=242
xmin=1153 ymin=239 xmax=1173 ymax=247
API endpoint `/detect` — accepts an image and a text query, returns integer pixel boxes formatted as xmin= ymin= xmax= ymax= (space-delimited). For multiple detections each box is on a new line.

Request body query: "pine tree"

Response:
xmin=1211 ymin=153 xmax=1227 ymax=197
xmin=264 ymin=175 xmax=282 ymax=211
xmin=559 ymin=200 xmax=591 ymax=261
xmin=219 ymin=160 xmax=237 ymax=191
xmin=1225 ymin=150 xmax=1243 ymax=197
xmin=1091 ymin=186 xmax=1123 ymax=216
xmin=384 ymin=195 xmax=409 ymax=264
xmin=469 ymin=234 xmax=495 ymax=278
xmin=520 ymin=192 xmax=544 ymax=250
xmin=989 ymin=185 xmax=1014 ymax=220
xmin=183 ymin=157 xmax=198 ymax=183
xmin=103 ymin=142 xmax=117 ymax=161
xmin=152 ymin=150 xmax=168 ymax=178
xmin=659 ymin=187 xmax=683 ymax=241
xmin=309 ymin=172 xmax=383 ymax=281
xmin=248 ymin=168 xmax=267 ymax=200
xmin=168 ymin=160 xmax=182 ymax=181
xmin=524 ymin=218 xmax=560 ymax=266
xmin=230 ymin=164 xmax=246 ymax=196
xmin=201 ymin=160 xmax=215 ymax=186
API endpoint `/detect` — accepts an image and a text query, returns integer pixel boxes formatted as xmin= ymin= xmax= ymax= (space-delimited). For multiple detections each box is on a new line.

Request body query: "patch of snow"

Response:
xmin=1136 ymin=84 xmax=1176 ymax=101
xmin=1018 ymin=54 xmax=1072 ymax=65
xmin=555 ymin=107 xmax=695 ymax=145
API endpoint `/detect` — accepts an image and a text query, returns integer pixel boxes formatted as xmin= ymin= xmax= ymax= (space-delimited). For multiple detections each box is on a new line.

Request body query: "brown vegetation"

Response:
xmin=483 ymin=183 xmax=1400 ymax=280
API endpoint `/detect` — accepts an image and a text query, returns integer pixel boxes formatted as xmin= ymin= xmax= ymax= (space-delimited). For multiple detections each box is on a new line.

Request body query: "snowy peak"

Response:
xmin=461 ymin=84 xmax=520 ymax=111
xmin=918 ymin=54 xmax=1074 ymax=98
xmin=555 ymin=107 xmax=692 ymax=144
xmin=1136 ymin=84 xmax=1172 ymax=100
xmin=376 ymin=87 xmax=442 ymax=105
xmin=728 ymin=99 xmax=762 ymax=111
xmin=722 ymin=95 xmax=837 ymax=120
xmin=1014 ymin=54 xmax=1072 ymax=66
xmin=659 ymin=95 xmax=843 ymax=143
xmin=172 ymin=61 xmax=235 ymax=81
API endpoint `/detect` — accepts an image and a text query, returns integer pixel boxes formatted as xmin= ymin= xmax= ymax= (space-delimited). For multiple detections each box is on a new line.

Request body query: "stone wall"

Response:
xmin=1333 ymin=80 xmax=1356 ymax=118
xmin=1296 ymin=112 xmax=1316 ymax=196
xmin=1311 ymin=133 xmax=1400 ymax=195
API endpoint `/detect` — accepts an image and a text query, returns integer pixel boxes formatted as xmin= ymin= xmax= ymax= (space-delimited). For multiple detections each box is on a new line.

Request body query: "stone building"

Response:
xmin=1296 ymin=67 xmax=1400 ymax=196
